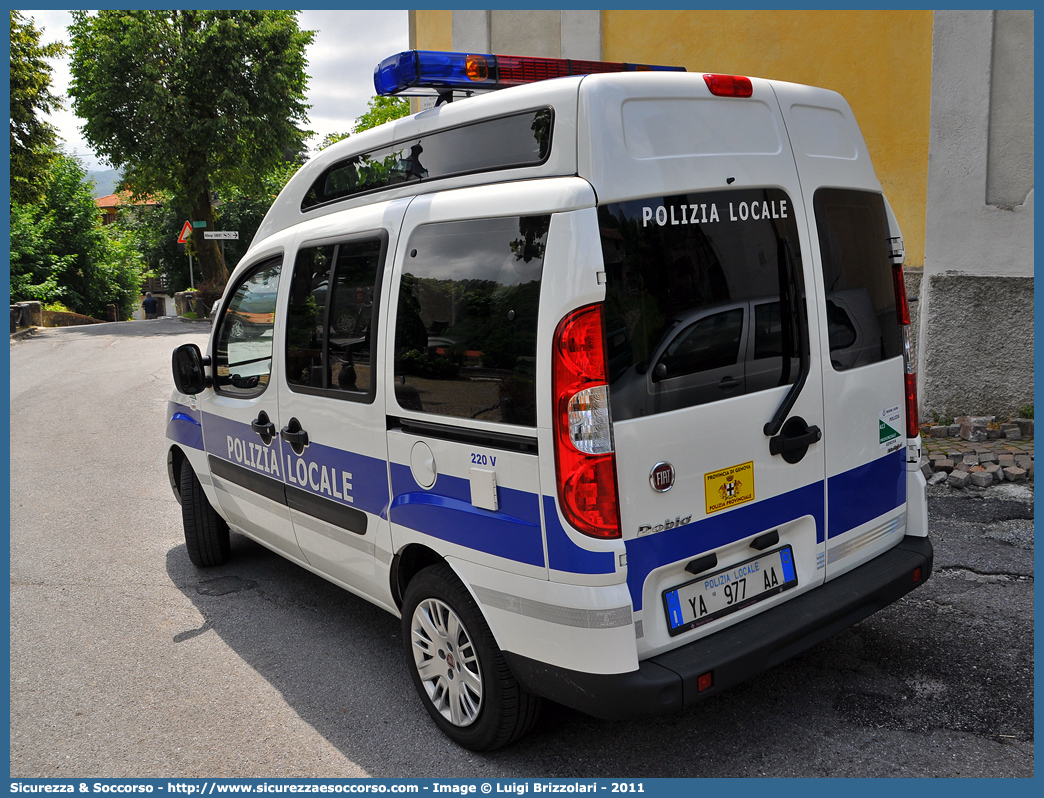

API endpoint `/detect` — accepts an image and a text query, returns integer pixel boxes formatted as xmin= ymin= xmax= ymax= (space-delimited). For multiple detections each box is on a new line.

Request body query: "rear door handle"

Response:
xmin=280 ymin=417 xmax=309 ymax=455
xmin=768 ymin=416 xmax=821 ymax=464
xmin=719 ymin=376 xmax=742 ymax=390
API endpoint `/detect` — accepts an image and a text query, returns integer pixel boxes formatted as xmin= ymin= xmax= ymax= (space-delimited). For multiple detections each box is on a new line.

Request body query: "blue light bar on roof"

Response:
xmin=374 ymin=50 xmax=686 ymax=96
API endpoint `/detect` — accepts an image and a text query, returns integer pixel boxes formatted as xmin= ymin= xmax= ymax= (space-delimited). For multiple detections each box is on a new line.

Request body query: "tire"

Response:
xmin=180 ymin=458 xmax=231 ymax=567
xmin=401 ymin=564 xmax=541 ymax=750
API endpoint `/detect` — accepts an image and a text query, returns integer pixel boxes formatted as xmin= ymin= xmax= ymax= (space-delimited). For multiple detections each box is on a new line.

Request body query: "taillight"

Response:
xmin=703 ymin=73 xmax=753 ymax=97
xmin=552 ymin=305 xmax=621 ymax=539
xmin=893 ymin=263 xmax=918 ymax=438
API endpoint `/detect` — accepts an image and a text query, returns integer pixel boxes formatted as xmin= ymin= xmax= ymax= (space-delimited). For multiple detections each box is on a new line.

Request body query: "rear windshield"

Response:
xmin=813 ymin=188 xmax=902 ymax=371
xmin=599 ymin=188 xmax=805 ymax=421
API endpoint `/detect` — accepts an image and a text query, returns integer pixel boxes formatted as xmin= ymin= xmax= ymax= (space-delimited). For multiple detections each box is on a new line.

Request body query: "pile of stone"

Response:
xmin=918 ymin=416 xmax=1033 ymax=490
xmin=924 ymin=416 xmax=1034 ymax=441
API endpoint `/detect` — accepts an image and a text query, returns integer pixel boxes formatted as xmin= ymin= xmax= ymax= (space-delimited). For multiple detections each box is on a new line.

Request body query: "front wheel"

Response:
xmin=180 ymin=458 xmax=231 ymax=567
xmin=401 ymin=564 xmax=541 ymax=750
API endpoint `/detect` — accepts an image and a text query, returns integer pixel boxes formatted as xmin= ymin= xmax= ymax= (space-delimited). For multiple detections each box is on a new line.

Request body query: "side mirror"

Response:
xmin=172 ymin=343 xmax=211 ymax=395
xmin=652 ymin=362 xmax=668 ymax=382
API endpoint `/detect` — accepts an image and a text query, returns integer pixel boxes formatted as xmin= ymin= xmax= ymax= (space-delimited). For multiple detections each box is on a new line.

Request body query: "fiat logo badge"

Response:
xmin=650 ymin=462 xmax=675 ymax=492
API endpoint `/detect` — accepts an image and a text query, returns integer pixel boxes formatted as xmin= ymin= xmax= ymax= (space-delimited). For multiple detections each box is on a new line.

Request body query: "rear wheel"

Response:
xmin=180 ymin=459 xmax=230 ymax=567
xmin=401 ymin=564 xmax=541 ymax=750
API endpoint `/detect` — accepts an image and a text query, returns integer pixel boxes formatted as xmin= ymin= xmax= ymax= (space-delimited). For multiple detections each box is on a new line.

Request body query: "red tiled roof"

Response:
xmin=95 ymin=191 xmax=161 ymax=210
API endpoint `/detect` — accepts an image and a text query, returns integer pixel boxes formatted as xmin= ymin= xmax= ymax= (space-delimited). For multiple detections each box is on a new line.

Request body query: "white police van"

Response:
xmin=167 ymin=50 xmax=933 ymax=750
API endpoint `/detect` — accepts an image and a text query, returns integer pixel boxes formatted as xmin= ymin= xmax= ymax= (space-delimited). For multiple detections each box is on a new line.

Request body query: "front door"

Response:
xmin=200 ymin=255 xmax=304 ymax=561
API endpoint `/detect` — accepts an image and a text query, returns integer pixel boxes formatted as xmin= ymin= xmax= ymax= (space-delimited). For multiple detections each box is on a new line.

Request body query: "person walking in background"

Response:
xmin=142 ymin=292 xmax=159 ymax=319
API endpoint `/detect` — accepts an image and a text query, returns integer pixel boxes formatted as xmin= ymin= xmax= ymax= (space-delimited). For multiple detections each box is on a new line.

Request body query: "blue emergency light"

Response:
xmin=374 ymin=50 xmax=686 ymax=97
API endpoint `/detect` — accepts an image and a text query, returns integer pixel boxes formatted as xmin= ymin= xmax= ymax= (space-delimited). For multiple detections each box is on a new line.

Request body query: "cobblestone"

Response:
xmin=920 ymin=426 xmax=1032 ymax=491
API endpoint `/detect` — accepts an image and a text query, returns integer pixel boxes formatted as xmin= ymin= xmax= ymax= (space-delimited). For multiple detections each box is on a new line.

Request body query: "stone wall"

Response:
xmin=918 ymin=273 xmax=1033 ymax=419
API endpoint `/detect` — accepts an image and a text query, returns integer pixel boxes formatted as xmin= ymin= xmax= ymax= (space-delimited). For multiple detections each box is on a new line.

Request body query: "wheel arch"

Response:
xmin=168 ymin=445 xmax=187 ymax=503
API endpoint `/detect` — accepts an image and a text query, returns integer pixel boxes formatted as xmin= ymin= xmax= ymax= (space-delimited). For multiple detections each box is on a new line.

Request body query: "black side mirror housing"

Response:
xmin=172 ymin=343 xmax=211 ymax=395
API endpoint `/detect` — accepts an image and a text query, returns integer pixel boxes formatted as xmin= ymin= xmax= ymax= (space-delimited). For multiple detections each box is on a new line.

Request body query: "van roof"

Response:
xmin=249 ymin=71 xmax=878 ymax=253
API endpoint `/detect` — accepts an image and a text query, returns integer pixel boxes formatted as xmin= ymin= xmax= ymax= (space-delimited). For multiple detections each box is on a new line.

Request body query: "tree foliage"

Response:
xmin=10 ymin=152 xmax=146 ymax=320
xmin=67 ymin=10 xmax=314 ymax=289
xmin=9 ymin=11 xmax=65 ymax=204
xmin=352 ymin=95 xmax=410 ymax=134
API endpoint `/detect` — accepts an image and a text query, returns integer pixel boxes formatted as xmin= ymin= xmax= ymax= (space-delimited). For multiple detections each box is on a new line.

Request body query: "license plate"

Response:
xmin=663 ymin=546 xmax=798 ymax=636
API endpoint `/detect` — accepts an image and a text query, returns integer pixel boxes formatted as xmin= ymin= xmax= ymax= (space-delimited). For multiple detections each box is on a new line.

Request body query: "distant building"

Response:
xmin=94 ymin=191 xmax=160 ymax=225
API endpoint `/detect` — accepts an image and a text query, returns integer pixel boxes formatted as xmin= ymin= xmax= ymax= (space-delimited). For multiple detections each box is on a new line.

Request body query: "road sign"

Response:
xmin=177 ymin=221 xmax=193 ymax=244
xmin=203 ymin=231 xmax=239 ymax=240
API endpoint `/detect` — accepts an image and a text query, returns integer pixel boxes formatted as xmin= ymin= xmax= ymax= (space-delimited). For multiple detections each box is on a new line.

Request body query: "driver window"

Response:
xmin=214 ymin=259 xmax=282 ymax=398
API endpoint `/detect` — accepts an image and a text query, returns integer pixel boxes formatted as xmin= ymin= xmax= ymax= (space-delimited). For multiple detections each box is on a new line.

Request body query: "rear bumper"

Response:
xmin=504 ymin=534 xmax=933 ymax=719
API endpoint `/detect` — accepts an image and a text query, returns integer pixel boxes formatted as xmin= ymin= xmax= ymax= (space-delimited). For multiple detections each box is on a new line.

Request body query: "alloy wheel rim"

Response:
xmin=410 ymin=597 xmax=483 ymax=727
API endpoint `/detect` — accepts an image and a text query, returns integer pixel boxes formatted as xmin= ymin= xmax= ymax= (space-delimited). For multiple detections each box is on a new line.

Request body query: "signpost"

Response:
xmin=177 ymin=222 xmax=195 ymax=288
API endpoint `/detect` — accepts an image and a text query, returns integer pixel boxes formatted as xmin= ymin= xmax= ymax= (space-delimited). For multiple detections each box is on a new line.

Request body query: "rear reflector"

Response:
xmin=703 ymin=73 xmax=753 ymax=97
xmin=913 ymin=566 xmax=923 ymax=583
xmin=697 ymin=671 xmax=714 ymax=692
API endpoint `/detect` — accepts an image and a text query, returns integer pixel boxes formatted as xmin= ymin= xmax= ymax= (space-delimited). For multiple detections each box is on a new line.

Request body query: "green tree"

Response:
xmin=9 ymin=11 xmax=65 ymax=204
xmin=318 ymin=132 xmax=351 ymax=150
xmin=352 ymin=96 xmax=410 ymax=134
xmin=67 ymin=10 xmax=314 ymax=292
xmin=11 ymin=151 xmax=145 ymax=320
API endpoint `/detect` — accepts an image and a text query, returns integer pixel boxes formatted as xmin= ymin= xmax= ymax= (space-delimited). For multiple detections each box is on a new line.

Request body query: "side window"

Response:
xmin=393 ymin=215 xmax=550 ymax=426
xmin=214 ymin=259 xmax=282 ymax=398
xmin=814 ymin=188 xmax=902 ymax=370
xmin=599 ymin=188 xmax=805 ymax=422
xmin=285 ymin=237 xmax=383 ymax=401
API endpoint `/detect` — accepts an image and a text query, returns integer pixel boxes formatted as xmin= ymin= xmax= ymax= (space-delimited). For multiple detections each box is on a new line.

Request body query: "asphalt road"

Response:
xmin=9 ymin=319 xmax=1034 ymax=778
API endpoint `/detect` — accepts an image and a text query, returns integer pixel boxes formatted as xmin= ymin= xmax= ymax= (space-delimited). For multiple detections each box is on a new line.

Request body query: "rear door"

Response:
xmin=774 ymin=88 xmax=910 ymax=580
xmin=275 ymin=199 xmax=410 ymax=609
xmin=600 ymin=188 xmax=827 ymax=653
xmin=576 ymin=73 xmax=829 ymax=656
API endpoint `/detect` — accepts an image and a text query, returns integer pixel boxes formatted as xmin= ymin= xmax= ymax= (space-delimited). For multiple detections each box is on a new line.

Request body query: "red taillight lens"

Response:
xmin=906 ymin=370 xmax=919 ymax=439
xmin=894 ymin=262 xmax=918 ymax=438
xmin=892 ymin=264 xmax=911 ymax=326
xmin=703 ymin=73 xmax=753 ymax=97
xmin=552 ymin=305 xmax=621 ymax=539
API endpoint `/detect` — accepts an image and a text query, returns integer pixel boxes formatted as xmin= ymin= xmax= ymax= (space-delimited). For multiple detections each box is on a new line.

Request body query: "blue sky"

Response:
xmin=24 ymin=9 xmax=410 ymax=171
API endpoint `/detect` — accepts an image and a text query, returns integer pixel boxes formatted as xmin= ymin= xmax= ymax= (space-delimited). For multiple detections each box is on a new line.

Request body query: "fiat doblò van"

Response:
xmin=167 ymin=51 xmax=933 ymax=750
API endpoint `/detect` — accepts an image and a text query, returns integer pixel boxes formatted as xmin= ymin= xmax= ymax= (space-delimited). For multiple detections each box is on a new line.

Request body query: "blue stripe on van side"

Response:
xmin=389 ymin=464 xmax=545 ymax=567
xmin=827 ymin=448 xmax=906 ymax=539
xmin=543 ymin=496 xmax=617 ymax=574
xmin=624 ymin=481 xmax=825 ymax=611
xmin=166 ymin=402 xmax=203 ymax=450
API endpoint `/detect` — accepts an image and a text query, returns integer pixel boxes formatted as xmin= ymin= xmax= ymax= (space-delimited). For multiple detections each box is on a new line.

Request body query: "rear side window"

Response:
xmin=814 ymin=188 xmax=902 ymax=371
xmin=285 ymin=236 xmax=384 ymax=402
xmin=393 ymin=216 xmax=550 ymax=426
xmin=599 ymin=188 xmax=805 ymax=421
xmin=302 ymin=109 xmax=553 ymax=210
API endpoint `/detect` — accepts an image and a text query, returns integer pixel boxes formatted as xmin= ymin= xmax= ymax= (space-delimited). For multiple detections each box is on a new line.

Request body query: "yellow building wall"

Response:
xmin=603 ymin=10 xmax=933 ymax=267
xmin=411 ymin=9 xmax=452 ymax=51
